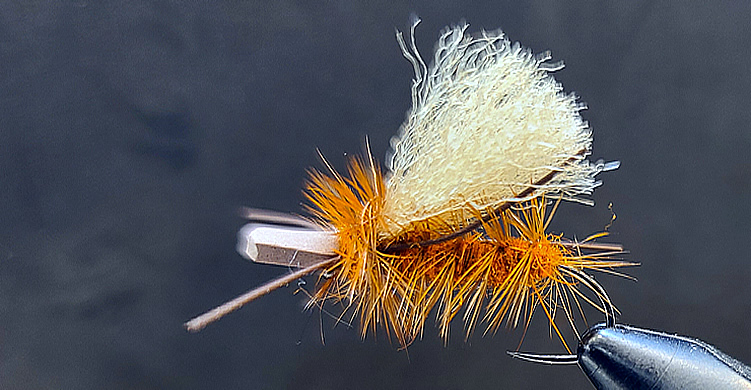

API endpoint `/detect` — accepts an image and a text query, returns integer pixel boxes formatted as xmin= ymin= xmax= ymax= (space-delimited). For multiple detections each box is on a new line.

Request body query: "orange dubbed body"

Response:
xmin=306 ymin=156 xmax=630 ymax=348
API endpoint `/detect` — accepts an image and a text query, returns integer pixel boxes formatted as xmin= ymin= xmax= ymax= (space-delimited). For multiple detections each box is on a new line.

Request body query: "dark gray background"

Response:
xmin=2 ymin=1 xmax=750 ymax=389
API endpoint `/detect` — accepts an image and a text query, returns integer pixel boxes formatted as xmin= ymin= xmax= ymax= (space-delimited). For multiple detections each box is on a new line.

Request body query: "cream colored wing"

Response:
xmin=383 ymin=20 xmax=608 ymax=233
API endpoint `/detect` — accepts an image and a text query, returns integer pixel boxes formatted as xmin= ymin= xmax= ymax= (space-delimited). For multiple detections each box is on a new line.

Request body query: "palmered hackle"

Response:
xmin=305 ymin=157 xmax=631 ymax=348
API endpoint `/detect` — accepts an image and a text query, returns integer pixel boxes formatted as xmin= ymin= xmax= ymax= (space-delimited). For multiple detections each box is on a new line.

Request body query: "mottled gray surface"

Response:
xmin=1 ymin=1 xmax=750 ymax=389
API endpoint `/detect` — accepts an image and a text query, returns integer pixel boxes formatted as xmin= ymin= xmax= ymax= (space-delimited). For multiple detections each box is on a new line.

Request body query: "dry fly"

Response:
xmin=186 ymin=19 xmax=633 ymax=351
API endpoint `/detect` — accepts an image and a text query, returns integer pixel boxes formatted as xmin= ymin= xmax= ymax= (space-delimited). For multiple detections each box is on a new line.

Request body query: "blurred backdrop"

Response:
xmin=2 ymin=1 xmax=751 ymax=389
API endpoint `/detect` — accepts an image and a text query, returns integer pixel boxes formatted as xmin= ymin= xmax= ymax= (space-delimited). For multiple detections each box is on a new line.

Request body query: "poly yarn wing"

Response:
xmin=383 ymin=21 xmax=605 ymax=233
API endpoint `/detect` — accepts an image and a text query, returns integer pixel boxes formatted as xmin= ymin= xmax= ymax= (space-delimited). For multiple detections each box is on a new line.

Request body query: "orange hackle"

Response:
xmin=305 ymin=156 xmax=631 ymax=349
